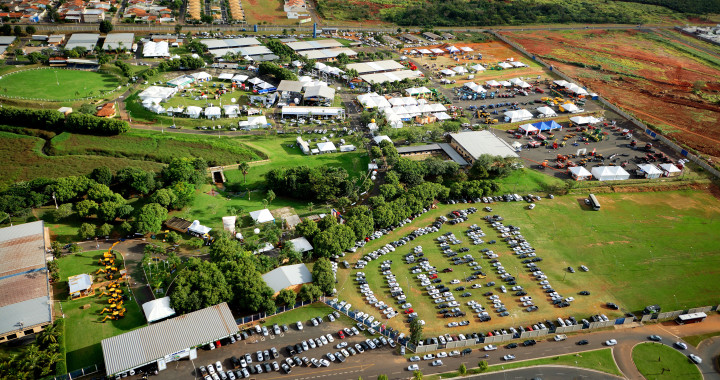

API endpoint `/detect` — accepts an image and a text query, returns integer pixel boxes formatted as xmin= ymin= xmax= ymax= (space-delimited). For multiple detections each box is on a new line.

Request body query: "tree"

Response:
xmin=149 ymin=188 xmax=178 ymax=208
xmin=344 ymin=206 xmax=374 ymax=240
xmin=220 ymin=257 xmax=276 ymax=313
xmin=53 ymin=203 xmax=73 ymax=220
xmin=0 ymin=24 xmax=10 ymax=36
xmin=174 ymin=24 xmax=183 ymax=34
xmin=98 ymin=223 xmax=113 ymax=237
xmin=75 ymin=199 xmax=98 ymax=218
xmin=170 ymin=258 xmax=232 ymax=314
xmin=266 ymin=189 xmax=276 ymax=204
xmin=275 ymin=289 xmax=297 ymax=306
xmin=89 ymin=166 xmax=113 ymax=186
xmin=312 ymin=257 xmax=335 ymax=295
xmin=458 ymin=363 xmax=467 ymax=375
xmin=162 ymin=157 xmax=206 ymax=186
xmin=238 ymin=162 xmax=250 ymax=184
xmin=478 ymin=360 xmax=488 ymax=372
xmin=313 ymin=224 xmax=355 ymax=258
xmin=135 ymin=203 xmax=168 ymax=233
xmin=377 ymin=375 xmax=389 ymax=380
xmin=116 ymin=167 xmax=156 ymax=196
xmin=78 ymin=223 xmax=96 ymax=239
xmin=167 ymin=231 xmax=181 ymax=244
xmin=298 ymin=284 xmax=323 ymax=302
xmin=97 ymin=201 xmax=120 ymax=222
xmin=295 ymin=219 xmax=320 ymax=242
xmin=119 ymin=221 xmax=133 ymax=236
xmin=13 ymin=25 xmax=22 ymax=36
xmin=99 ymin=20 xmax=113 ymax=34
xmin=412 ymin=370 xmax=423 ymax=380
xmin=409 ymin=318 xmax=423 ymax=345
xmin=25 ymin=25 xmax=36 ymax=35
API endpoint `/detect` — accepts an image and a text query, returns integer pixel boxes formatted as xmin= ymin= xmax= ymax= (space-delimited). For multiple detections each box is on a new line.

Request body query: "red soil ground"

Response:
xmin=502 ymin=29 xmax=720 ymax=161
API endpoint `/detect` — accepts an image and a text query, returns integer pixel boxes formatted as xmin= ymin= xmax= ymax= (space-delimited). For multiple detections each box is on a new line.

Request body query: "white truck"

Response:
xmin=554 ymin=334 xmax=567 ymax=342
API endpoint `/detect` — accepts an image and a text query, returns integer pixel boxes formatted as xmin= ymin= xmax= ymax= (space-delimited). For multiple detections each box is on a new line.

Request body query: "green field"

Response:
xmin=683 ymin=331 xmax=720 ymax=348
xmin=50 ymin=129 xmax=265 ymax=166
xmin=0 ymin=69 xmax=119 ymax=100
xmin=56 ymin=251 xmax=145 ymax=370
xmin=632 ymin=342 xmax=702 ymax=380
xmin=0 ymin=130 xmax=164 ymax=187
xmin=337 ymin=189 xmax=720 ymax=336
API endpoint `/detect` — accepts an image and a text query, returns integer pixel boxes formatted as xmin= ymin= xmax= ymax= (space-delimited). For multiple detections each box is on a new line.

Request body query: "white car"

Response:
xmin=448 ymin=322 xmax=459 ymax=327
xmin=450 ymin=279 xmax=460 ymax=284
xmin=407 ymin=364 xmax=419 ymax=371
xmin=336 ymin=342 xmax=348 ymax=349
xmin=436 ymin=352 xmax=448 ymax=358
xmin=296 ymin=321 xmax=303 ymax=330
xmin=503 ymin=354 xmax=516 ymax=361
xmin=605 ymin=339 xmax=618 ymax=346
xmin=675 ymin=342 xmax=688 ymax=350
xmin=483 ymin=345 xmax=498 ymax=351
xmin=520 ymin=296 xmax=532 ymax=302
xmin=422 ymin=354 xmax=435 ymax=360
xmin=326 ymin=334 xmax=334 ymax=343
xmin=431 ymin=360 xmax=443 ymax=366
xmin=215 ymin=361 xmax=223 ymax=373
xmin=688 ymin=354 xmax=702 ymax=364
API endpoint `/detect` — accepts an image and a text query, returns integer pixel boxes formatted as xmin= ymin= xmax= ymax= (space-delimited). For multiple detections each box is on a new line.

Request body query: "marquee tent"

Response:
xmin=569 ymin=166 xmax=592 ymax=181
xmin=498 ymin=62 xmax=512 ymax=69
xmin=536 ymin=106 xmax=556 ymax=117
xmin=440 ymin=69 xmax=455 ymax=76
xmin=141 ymin=297 xmax=176 ymax=323
xmin=464 ymin=82 xmax=486 ymax=93
xmin=591 ymin=166 xmax=630 ymax=181
xmin=560 ymin=103 xmax=581 ymax=113
xmin=518 ymin=123 xmax=539 ymax=135
xmin=486 ymin=80 xmax=501 ymax=87
xmin=470 ymin=64 xmax=485 ymax=72
xmin=504 ymin=109 xmax=533 ymax=123
xmin=659 ymin=163 xmax=681 ymax=177
xmin=446 ymin=46 xmax=460 ymax=53
xmin=452 ymin=66 xmax=467 ymax=74
xmin=250 ymin=209 xmax=274 ymax=223
xmin=533 ymin=120 xmax=563 ymax=131
xmin=570 ymin=115 xmax=602 ymax=125
xmin=637 ymin=164 xmax=662 ymax=179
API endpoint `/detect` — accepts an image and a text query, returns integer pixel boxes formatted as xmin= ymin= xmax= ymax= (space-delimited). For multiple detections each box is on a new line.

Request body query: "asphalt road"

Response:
xmin=467 ymin=366 xmax=621 ymax=380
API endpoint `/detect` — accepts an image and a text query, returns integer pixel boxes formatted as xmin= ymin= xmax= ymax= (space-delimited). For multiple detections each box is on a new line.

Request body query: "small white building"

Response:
xmin=250 ymin=209 xmax=275 ymax=224
xmin=317 ymin=141 xmax=337 ymax=154
xmin=185 ymin=106 xmax=203 ymax=118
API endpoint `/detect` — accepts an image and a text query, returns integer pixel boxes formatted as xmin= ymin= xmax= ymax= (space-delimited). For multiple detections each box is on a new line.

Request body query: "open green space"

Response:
xmin=0 ymin=130 xmax=164 ymax=187
xmin=0 ymin=69 xmax=119 ymax=100
xmin=428 ymin=348 xmax=621 ymax=379
xmin=683 ymin=331 xmax=720 ymax=348
xmin=632 ymin=342 xmax=702 ymax=380
xmin=259 ymin=303 xmax=341 ymax=327
xmin=50 ymin=129 xmax=264 ymax=166
xmin=56 ymin=251 xmax=145 ymax=370
xmin=336 ymin=189 xmax=720 ymax=336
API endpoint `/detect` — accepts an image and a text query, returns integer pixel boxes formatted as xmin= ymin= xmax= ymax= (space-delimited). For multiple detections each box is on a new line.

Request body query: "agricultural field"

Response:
xmin=0 ymin=131 xmax=163 ymax=187
xmin=49 ymin=130 xmax=264 ymax=166
xmin=56 ymin=251 xmax=145 ymax=369
xmin=0 ymin=69 xmax=120 ymax=100
xmin=240 ymin=0 xmax=298 ymax=25
xmin=501 ymin=29 xmax=720 ymax=161
xmin=336 ymin=189 xmax=720 ymax=337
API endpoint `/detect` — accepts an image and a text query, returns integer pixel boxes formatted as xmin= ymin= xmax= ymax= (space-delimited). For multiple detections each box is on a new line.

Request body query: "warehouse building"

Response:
xmin=201 ymin=37 xmax=277 ymax=61
xmin=0 ymin=221 xmax=53 ymax=343
xmin=65 ymin=33 xmax=100 ymax=51
xmin=102 ymin=33 xmax=135 ymax=51
xmin=345 ymin=60 xmax=422 ymax=84
xmin=262 ymin=263 xmax=312 ymax=294
xmin=449 ymin=130 xmax=519 ymax=164
xmin=101 ymin=303 xmax=237 ymax=377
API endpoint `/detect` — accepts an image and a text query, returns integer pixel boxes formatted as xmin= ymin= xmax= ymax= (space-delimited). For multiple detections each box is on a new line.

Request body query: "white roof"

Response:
xmin=460 ymin=46 xmax=473 ymax=52
xmin=452 ymin=66 xmax=467 ymax=74
xmin=232 ymin=74 xmax=249 ymax=82
xmin=505 ymin=109 xmax=533 ymax=123
xmin=591 ymin=166 xmax=630 ymax=181
xmin=65 ymin=33 xmax=99 ymax=51
xmin=464 ymin=82 xmax=486 ymax=93
xmin=103 ymin=33 xmax=134 ymax=50
xmin=431 ymin=48 xmax=444 ymax=54
xmin=249 ymin=209 xmax=274 ymax=223
xmin=317 ymin=141 xmax=337 ymax=152
xmin=360 ymin=70 xmax=422 ymax=84
xmin=68 ymin=274 xmax=92 ymax=293
xmin=143 ymin=41 xmax=169 ymax=57
xmin=638 ymin=164 xmax=663 ymax=175
xmin=569 ymin=166 xmax=592 ymax=177
xmin=223 ymin=105 xmax=240 ymax=114
xmin=418 ymin=49 xmax=432 ymax=54
xmin=440 ymin=69 xmax=455 ymax=76
xmin=660 ymin=163 xmax=681 ymax=173
xmin=498 ymin=62 xmax=513 ymax=69
xmin=346 ymin=60 xmax=404 ymax=74
xmin=261 ymin=264 xmax=313 ymax=293
xmin=218 ymin=73 xmax=234 ymax=80
xmin=288 ymin=237 xmax=313 ymax=253
xmin=304 ymin=85 xmax=335 ymax=100
xmin=518 ymin=124 xmax=539 ymax=133
xmin=434 ymin=112 xmax=451 ymax=120
xmin=562 ymin=103 xmax=581 ymax=113
xmin=374 ymin=135 xmax=392 ymax=145
xmin=554 ymin=80 xmax=569 ymax=86
xmin=188 ymin=220 xmax=211 ymax=234
xmin=450 ymin=130 xmax=519 ymax=159
xmin=470 ymin=64 xmax=485 ymax=71
xmin=141 ymin=297 xmax=176 ymax=323
xmin=221 ymin=216 xmax=236 ymax=233
xmin=204 ymin=107 xmax=221 ymax=116
xmin=486 ymin=80 xmax=501 ymax=87
xmin=191 ymin=72 xmax=212 ymax=81
xmin=405 ymin=86 xmax=431 ymax=96
xmin=536 ymin=106 xmax=556 ymax=116
xmin=570 ymin=115 xmax=601 ymax=125
xmin=138 ymin=86 xmax=176 ymax=100
xmin=185 ymin=106 xmax=202 ymax=115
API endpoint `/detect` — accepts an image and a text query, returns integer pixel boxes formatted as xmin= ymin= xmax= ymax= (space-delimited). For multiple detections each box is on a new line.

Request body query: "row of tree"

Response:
xmin=0 ymin=320 xmax=66 ymax=378
xmin=258 ymin=62 xmax=298 ymax=81
xmin=265 ymin=165 xmax=354 ymax=202
xmin=0 ymin=106 xmax=129 ymax=135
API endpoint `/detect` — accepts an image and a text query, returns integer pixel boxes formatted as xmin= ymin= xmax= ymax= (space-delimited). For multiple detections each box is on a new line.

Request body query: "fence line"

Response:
xmin=490 ymin=31 xmax=720 ymax=180
xmin=44 ymin=364 xmax=99 ymax=380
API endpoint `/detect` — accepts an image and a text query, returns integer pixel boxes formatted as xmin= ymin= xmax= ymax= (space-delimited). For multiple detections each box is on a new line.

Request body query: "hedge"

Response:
xmin=0 ymin=106 xmax=129 ymax=135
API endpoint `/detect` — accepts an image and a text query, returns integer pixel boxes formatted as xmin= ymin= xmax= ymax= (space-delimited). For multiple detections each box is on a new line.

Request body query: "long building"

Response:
xmin=101 ymin=303 xmax=237 ymax=377
xmin=0 ymin=221 xmax=52 ymax=343
xmin=449 ymin=130 xmax=519 ymax=164
xmin=345 ymin=60 xmax=422 ymax=84
xmin=201 ymin=37 xmax=277 ymax=61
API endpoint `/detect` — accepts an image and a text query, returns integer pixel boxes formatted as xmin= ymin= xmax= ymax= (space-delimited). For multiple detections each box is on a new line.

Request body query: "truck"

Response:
xmin=554 ymin=334 xmax=567 ymax=342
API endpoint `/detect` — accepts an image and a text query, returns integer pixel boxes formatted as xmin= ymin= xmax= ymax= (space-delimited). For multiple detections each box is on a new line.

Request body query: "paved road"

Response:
xmin=467 ymin=365 xmax=621 ymax=379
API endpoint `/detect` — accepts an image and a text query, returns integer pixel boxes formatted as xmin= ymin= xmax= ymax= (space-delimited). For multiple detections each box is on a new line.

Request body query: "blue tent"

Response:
xmin=532 ymin=120 xmax=562 ymax=131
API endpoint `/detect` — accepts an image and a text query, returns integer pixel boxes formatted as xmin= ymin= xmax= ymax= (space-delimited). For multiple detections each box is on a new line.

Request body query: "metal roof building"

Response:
xmin=346 ymin=60 xmax=405 ymax=75
xmin=65 ymin=33 xmax=100 ymax=51
xmin=261 ymin=263 xmax=312 ymax=293
xmin=286 ymin=39 xmax=343 ymax=51
xmin=449 ymin=130 xmax=519 ymax=164
xmin=0 ymin=221 xmax=52 ymax=343
xmin=102 ymin=33 xmax=134 ymax=51
xmin=101 ymin=303 xmax=237 ymax=377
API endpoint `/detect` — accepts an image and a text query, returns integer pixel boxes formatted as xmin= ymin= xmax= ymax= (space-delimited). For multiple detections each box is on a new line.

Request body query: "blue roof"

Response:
xmin=532 ymin=120 xmax=562 ymax=131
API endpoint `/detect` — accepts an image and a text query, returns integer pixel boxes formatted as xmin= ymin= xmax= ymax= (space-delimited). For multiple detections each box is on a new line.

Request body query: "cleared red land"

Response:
xmin=502 ymin=29 xmax=720 ymax=160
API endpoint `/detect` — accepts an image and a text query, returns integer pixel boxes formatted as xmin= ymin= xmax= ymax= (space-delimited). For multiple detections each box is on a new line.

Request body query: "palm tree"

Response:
xmin=308 ymin=202 xmax=314 ymax=211
xmin=238 ymin=162 xmax=250 ymax=184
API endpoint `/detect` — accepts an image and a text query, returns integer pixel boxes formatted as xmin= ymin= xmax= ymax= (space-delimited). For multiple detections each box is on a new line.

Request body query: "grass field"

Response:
xmin=0 ymin=69 xmax=119 ymax=100
xmin=56 ymin=251 xmax=145 ymax=370
xmin=336 ymin=189 xmax=720 ymax=337
xmin=683 ymin=331 xmax=720 ymax=348
xmin=632 ymin=342 xmax=702 ymax=380
xmin=427 ymin=348 xmax=621 ymax=379
xmin=0 ymin=131 xmax=164 ymax=187
xmin=50 ymin=129 xmax=265 ymax=166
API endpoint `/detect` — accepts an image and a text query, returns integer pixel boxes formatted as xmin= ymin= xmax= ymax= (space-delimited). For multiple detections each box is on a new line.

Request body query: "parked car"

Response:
xmin=605 ymin=339 xmax=618 ymax=346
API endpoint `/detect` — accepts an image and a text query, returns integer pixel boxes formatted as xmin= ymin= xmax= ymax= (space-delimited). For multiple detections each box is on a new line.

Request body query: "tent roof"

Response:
xmin=261 ymin=264 xmax=313 ymax=293
xmin=141 ymin=297 xmax=176 ymax=323
xmin=569 ymin=166 xmax=592 ymax=177
xmin=638 ymin=164 xmax=662 ymax=175
xmin=188 ymin=220 xmax=211 ymax=234
xmin=317 ymin=141 xmax=337 ymax=152
xmin=536 ymin=106 xmax=556 ymax=115
xmin=660 ymin=163 xmax=681 ymax=173
xmin=249 ymin=209 xmax=274 ymax=223
xmin=518 ymin=124 xmax=538 ymax=132
xmin=288 ymin=237 xmax=313 ymax=253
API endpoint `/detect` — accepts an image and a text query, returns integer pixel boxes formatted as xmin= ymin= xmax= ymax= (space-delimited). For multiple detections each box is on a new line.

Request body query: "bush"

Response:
xmin=54 ymin=319 xmax=67 ymax=375
xmin=0 ymin=106 xmax=129 ymax=135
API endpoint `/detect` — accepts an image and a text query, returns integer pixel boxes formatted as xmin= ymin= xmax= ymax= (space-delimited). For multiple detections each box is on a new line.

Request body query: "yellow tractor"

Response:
xmin=100 ymin=307 xmax=112 ymax=314
xmin=484 ymin=117 xmax=498 ymax=124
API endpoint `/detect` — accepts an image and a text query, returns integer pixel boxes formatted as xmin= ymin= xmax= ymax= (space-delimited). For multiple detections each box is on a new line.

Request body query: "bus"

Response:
xmin=676 ymin=312 xmax=707 ymax=325
xmin=588 ymin=194 xmax=600 ymax=211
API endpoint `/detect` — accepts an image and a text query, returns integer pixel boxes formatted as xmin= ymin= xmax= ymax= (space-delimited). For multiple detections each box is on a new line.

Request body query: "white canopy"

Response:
xmin=188 ymin=220 xmax=211 ymax=235
xmin=434 ymin=112 xmax=451 ymax=120
xmin=505 ymin=109 xmax=533 ymax=123
xmin=288 ymin=237 xmax=313 ymax=253
xmin=592 ymin=166 xmax=630 ymax=181
xmin=431 ymin=48 xmax=444 ymax=54
xmin=660 ymin=163 xmax=681 ymax=174
xmin=464 ymin=82 xmax=486 ymax=93
xmin=486 ymin=80 xmax=501 ymax=87
xmin=405 ymin=86 xmax=431 ymax=96
xmin=418 ymin=49 xmax=432 ymax=55
xmin=536 ymin=106 xmax=556 ymax=117
xmin=231 ymin=74 xmax=249 ymax=83
xmin=498 ymin=62 xmax=513 ymax=69
xmin=561 ymin=103 xmax=581 ymax=113
xmin=218 ymin=73 xmax=234 ymax=80
xmin=554 ymin=80 xmax=569 ymax=86
xmin=570 ymin=115 xmax=602 ymax=125
xmin=518 ymin=123 xmax=539 ymax=135
xmin=250 ymin=209 xmax=274 ymax=223
xmin=205 ymin=107 xmax=221 ymax=118
xmin=569 ymin=166 xmax=592 ymax=180
xmin=185 ymin=106 xmax=202 ymax=117
xmin=446 ymin=46 xmax=460 ymax=53
xmin=142 ymin=297 xmax=176 ymax=323
xmin=374 ymin=135 xmax=392 ymax=145
xmin=470 ymin=64 xmax=485 ymax=72
xmin=223 ymin=105 xmax=240 ymax=117
xmin=500 ymin=80 xmax=512 ymax=87
xmin=638 ymin=164 xmax=663 ymax=179
xmin=460 ymin=46 xmax=473 ymax=52
xmin=317 ymin=141 xmax=337 ymax=152
xmin=452 ymin=66 xmax=467 ymax=74
xmin=440 ymin=69 xmax=455 ymax=76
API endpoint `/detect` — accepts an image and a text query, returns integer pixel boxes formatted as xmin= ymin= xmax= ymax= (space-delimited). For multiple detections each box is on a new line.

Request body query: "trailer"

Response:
xmin=676 ymin=312 xmax=707 ymax=325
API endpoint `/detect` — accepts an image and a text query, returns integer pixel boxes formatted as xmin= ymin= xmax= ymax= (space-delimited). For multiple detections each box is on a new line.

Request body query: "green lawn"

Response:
xmin=495 ymin=168 xmax=566 ymax=194
xmin=429 ymin=348 xmax=621 ymax=378
xmin=258 ymin=303 xmax=339 ymax=327
xmin=50 ymin=129 xmax=265 ymax=166
xmin=56 ymin=251 xmax=146 ymax=370
xmin=632 ymin=342 xmax=702 ymax=380
xmin=0 ymin=69 xmax=119 ymax=100
xmin=683 ymin=331 xmax=720 ymax=348
xmin=0 ymin=130 xmax=164 ymax=187
xmin=336 ymin=189 xmax=720 ymax=337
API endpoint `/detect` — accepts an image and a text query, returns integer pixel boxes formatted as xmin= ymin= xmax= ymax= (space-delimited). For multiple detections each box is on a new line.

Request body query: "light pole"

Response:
xmin=54 ymin=71 xmax=59 ymax=86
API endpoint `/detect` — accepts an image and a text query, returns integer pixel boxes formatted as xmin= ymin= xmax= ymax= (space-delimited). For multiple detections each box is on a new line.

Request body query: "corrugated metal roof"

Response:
xmin=450 ymin=131 xmax=519 ymax=159
xmin=261 ymin=264 xmax=312 ymax=293
xmin=102 ymin=303 xmax=237 ymax=376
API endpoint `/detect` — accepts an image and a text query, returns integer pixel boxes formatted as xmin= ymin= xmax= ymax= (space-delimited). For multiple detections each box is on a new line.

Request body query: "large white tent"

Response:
xmin=591 ymin=166 xmax=630 ymax=181
xmin=518 ymin=123 xmax=539 ymax=135
xmin=504 ymin=109 xmax=533 ymax=123
xmin=570 ymin=115 xmax=602 ymax=125
xmin=660 ymin=163 xmax=681 ymax=177
xmin=536 ymin=106 xmax=557 ymax=117
xmin=560 ymin=103 xmax=581 ymax=113
xmin=250 ymin=209 xmax=275 ymax=223
xmin=569 ymin=166 xmax=592 ymax=181
xmin=141 ymin=297 xmax=176 ymax=323
xmin=637 ymin=164 xmax=663 ymax=179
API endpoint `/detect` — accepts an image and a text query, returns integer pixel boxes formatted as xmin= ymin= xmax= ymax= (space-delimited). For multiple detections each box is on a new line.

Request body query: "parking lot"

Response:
xmin=152 ymin=314 xmax=403 ymax=380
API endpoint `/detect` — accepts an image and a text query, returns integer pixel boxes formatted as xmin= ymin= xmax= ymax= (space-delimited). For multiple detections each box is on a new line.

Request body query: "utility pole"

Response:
xmin=52 ymin=192 xmax=58 ymax=209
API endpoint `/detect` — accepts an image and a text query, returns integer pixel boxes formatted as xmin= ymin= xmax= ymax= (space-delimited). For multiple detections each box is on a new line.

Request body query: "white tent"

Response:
xmin=637 ymin=164 xmax=663 ymax=179
xmin=518 ymin=123 xmax=539 ymax=135
xmin=223 ymin=105 xmax=240 ymax=118
xmin=440 ymin=69 xmax=455 ymax=76
xmin=431 ymin=48 xmax=444 ymax=54
xmin=141 ymin=297 xmax=176 ymax=323
xmin=288 ymin=237 xmax=313 ymax=253
xmin=434 ymin=112 xmax=451 ymax=121
xmin=570 ymin=115 xmax=601 ymax=125
xmin=504 ymin=109 xmax=533 ymax=123
xmin=511 ymin=141 xmax=522 ymax=151
xmin=238 ymin=115 xmax=268 ymax=128
xmin=592 ymin=166 xmax=630 ymax=181
xmin=460 ymin=46 xmax=474 ymax=52
xmin=560 ymin=103 xmax=581 ymax=113
xmin=250 ymin=209 xmax=275 ymax=223
xmin=517 ymin=81 xmax=532 ymax=88
xmin=500 ymin=81 xmax=512 ymax=87
xmin=464 ymin=82 xmax=486 ymax=93
xmin=470 ymin=64 xmax=485 ymax=72
xmin=554 ymin=80 xmax=569 ymax=87
xmin=446 ymin=46 xmax=460 ymax=53
xmin=188 ymin=220 xmax=211 ymax=236
xmin=452 ymin=66 xmax=467 ymax=74
xmin=231 ymin=74 xmax=249 ymax=83
xmin=569 ymin=166 xmax=592 ymax=181
xmin=317 ymin=141 xmax=337 ymax=153
xmin=185 ymin=106 xmax=203 ymax=118
xmin=222 ymin=216 xmax=236 ymax=234
xmin=536 ymin=106 xmax=557 ymax=117
xmin=374 ymin=135 xmax=392 ymax=145
xmin=205 ymin=107 xmax=222 ymax=119
xmin=660 ymin=163 xmax=681 ymax=177
xmin=486 ymin=80 xmax=501 ymax=87
xmin=218 ymin=73 xmax=234 ymax=80
xmin=498 ymin=62 xmax=513 ymax=69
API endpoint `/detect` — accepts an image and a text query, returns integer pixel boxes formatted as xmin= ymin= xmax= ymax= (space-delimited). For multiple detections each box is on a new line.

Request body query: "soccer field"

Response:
xmin=0 ymin=69 xmax=119 ymax=100
xmin=336 ymin=190 xmax=720 ymax=336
